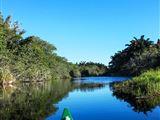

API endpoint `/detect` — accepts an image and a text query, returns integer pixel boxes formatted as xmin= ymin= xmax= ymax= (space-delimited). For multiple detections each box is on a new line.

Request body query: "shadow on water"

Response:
xmin=110 ymin=82 xmax=160 ymax=114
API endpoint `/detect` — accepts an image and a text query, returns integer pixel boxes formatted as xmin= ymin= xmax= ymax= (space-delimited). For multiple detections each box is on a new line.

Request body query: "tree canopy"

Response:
xmin=0 ymin=14 xmax=108 ymax=84
xmin=109 ymin=35 xmax=160 ymax=76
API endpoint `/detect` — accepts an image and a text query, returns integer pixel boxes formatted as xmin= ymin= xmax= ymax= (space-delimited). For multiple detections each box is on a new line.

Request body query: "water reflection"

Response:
xmin=0 ymin=79 xmax=107 ymax=120
xmin=0 ymin=79 xmax=75 ymax=120
xmin=75 ymin=83 xmax=105 ymax=92
xmin=1 ymin=77 xmax=159 ymax=120
xmin=110 ymin=83 xmax=160 ymax=114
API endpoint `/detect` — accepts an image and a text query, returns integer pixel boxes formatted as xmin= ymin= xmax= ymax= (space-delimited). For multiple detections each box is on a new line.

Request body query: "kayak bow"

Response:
xmin=61 ymin=108 xmax=73 ymax=120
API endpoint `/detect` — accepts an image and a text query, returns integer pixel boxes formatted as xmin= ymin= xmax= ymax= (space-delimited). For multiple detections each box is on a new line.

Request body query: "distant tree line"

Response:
xmin=108 ymin=35 xmax=160 ymax=76
xmin=78 ymin=61 xmax=108 ymax=77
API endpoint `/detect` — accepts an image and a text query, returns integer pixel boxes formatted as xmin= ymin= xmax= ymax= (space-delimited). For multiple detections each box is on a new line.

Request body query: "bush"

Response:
xmin=112 ymin=69 xmax=160 ymax=98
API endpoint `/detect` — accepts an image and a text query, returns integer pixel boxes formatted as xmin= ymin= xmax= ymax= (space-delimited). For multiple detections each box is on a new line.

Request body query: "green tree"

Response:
xmin=109 ymin=35 xmax=159 ymax=76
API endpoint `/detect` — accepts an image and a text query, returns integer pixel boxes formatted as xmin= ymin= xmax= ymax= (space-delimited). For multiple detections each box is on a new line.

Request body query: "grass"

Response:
xmin=112 ymin=69 xmax=160 ymax=98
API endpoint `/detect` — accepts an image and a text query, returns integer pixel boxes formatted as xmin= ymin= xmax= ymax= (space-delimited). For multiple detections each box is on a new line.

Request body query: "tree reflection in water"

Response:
xmin=0 ymin=79 xmax=75 ymax=120
xmin=0 ymin=79 xmax=105 ymax=120
xmin=110 ymin=83 xmax=160 ymax=114
xmin=75 ymin=83 xmax=105 ymax=92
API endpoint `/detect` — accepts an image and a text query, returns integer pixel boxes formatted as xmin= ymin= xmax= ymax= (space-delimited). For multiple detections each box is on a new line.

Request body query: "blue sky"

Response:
xmin=1 ymin=0 xmax=159 ymax=65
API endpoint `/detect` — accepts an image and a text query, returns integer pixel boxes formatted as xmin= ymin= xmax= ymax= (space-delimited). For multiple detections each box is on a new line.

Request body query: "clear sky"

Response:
xmin=0 ymin=0 xmax=159 ymax=65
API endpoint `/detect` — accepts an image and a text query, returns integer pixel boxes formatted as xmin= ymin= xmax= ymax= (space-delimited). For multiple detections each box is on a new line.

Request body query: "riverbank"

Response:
xmin=111 ymin=69 xmax=160 ymax=99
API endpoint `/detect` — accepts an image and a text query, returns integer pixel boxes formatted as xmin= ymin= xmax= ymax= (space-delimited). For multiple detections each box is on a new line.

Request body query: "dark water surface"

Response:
xmin=0 ymin=77 xmax=160 ymax=120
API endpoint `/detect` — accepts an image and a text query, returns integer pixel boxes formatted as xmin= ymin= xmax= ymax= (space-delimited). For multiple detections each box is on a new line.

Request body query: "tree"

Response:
xmin=109 ymin=36 xmax=159 ymax=76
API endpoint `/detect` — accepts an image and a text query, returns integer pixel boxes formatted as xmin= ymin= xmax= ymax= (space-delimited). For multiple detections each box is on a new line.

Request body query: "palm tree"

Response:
xmin=125 ymin=35 xmax=153 ymax=55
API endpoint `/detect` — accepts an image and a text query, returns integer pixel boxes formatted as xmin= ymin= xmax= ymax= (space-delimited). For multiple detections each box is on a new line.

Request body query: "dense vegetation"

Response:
xmin=111 ymin=69 xmax=160 ymax=99
xmin=109 ymin=35 xmax=160 ymax=76
xmin=0 ymin=14 xmax=81 ymax=84
xmin=0 ymin=14 xmax=108 ymax=85
xmin=78 ymin=61 xmax=107 ymax=77
xmin=109 ymin=35 xmax=160 ymax=110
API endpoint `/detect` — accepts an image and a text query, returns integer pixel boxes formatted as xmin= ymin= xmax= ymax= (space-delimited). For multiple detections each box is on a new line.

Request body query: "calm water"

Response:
xmin=0 ymin=77 xmax=160 ymax=120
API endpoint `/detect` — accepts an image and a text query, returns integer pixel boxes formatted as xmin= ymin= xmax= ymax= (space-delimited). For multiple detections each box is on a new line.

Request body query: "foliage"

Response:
xmin=109 ymin=35 xmax=160 ymax=76
xmin=111 ymin=69 xmax=160 ymax=99
xmin=78 ymin=61 xmax=108 ymax=77
xmin=0 ymin=14 xmax=81 ymax=83
xmin=0 ymin=67 xmax=15 ymax=85
xmin=0 ymin=13 xmax=109 ymax=84
xmin=110 ymin=69 xmax=160 ymax=113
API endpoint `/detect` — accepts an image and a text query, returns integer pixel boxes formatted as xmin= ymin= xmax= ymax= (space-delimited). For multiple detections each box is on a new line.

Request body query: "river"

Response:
xmin=0 ymin=77 xmax=160 ymax=120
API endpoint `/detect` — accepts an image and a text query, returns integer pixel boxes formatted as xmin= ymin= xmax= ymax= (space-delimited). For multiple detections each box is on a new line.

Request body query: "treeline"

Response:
xmin=2 ymin=13 xmax=159 ymax=84
xmin=108 ymin=35 xmax=160 ymax=76
xmin=0 ymin=14 xmax=107 ymax=84
xmin=78 ymin=61 xmax=107 ymax=77
xmin=0 ymin=14 xmax=79 ymax=84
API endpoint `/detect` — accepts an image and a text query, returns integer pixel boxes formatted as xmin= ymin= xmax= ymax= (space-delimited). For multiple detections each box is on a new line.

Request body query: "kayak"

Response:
xmin=61 ymin=108 xmax=73 ymax=120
